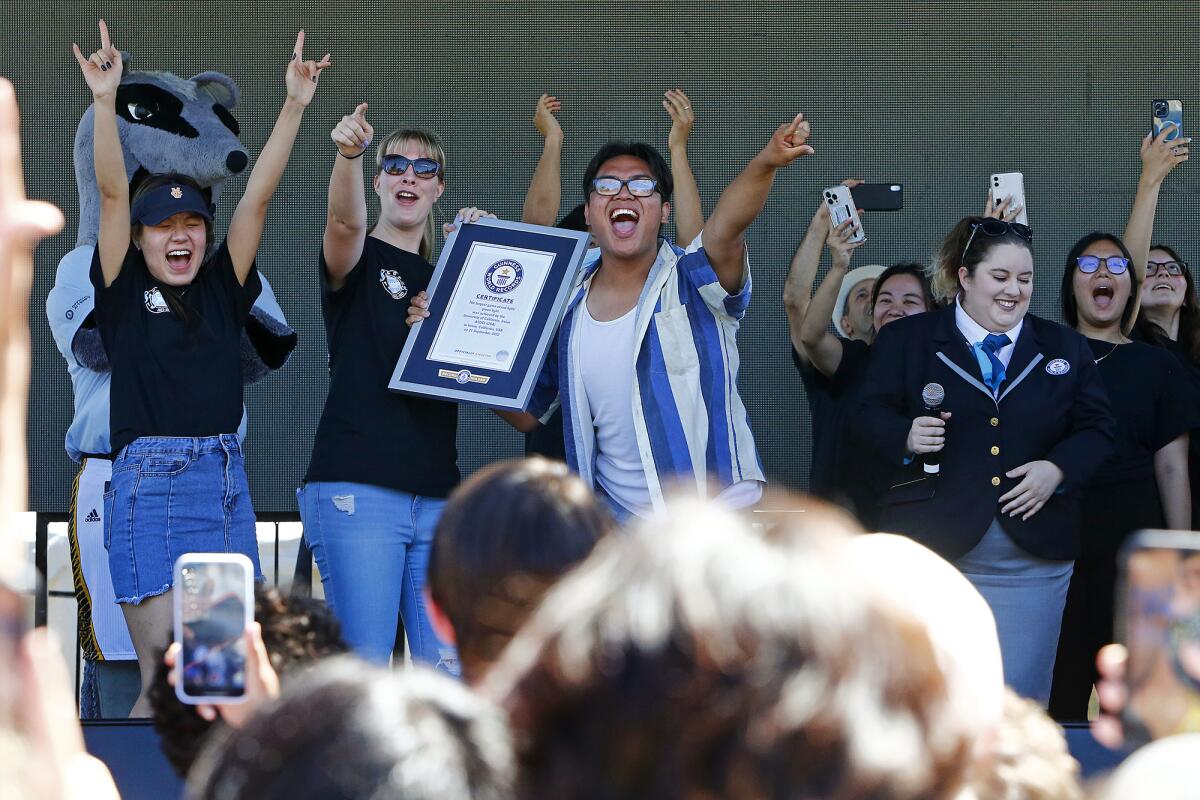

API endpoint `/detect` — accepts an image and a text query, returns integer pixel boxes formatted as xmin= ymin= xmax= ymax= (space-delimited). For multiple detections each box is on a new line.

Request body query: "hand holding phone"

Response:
xmin=1118 ymin=530 xmax=1200 ymax=747
xmin=822 ymin=185 xmax=866 ymax=244
xmin=174 ymin=553 xmax=254 ymax=705
xmin=989 ymin=172 xmax=1028 ymax=226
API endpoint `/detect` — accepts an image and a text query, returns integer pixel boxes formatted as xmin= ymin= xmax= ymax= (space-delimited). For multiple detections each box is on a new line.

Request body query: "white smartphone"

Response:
xmin=822 ymin=185 xmax=866 ymax=244
xmin=989 ymin=172 xmax=1029 ymax=226
xmin=173 ymin=553 xmax=254 ymax=705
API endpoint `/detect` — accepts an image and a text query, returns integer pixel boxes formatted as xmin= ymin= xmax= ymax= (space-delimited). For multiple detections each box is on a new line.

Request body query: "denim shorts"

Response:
xmin=104 ymin=435 xmax=262 ymax=605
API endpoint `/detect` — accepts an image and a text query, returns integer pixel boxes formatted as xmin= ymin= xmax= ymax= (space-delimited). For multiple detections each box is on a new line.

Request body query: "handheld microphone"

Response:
xmin=921 ymin=382 xmax=945 ymax=476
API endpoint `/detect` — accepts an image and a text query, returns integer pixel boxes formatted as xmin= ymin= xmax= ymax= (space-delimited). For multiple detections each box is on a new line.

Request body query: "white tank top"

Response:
xmin=579 ymin=302 xmax=653 ymax=516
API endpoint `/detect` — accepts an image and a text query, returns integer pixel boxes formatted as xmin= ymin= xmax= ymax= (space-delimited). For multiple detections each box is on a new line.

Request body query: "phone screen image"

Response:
xmin=178 ymin=559 xmax=250 ymax=700
xmin=1119 ymin=532 xmax=1200 ymax=747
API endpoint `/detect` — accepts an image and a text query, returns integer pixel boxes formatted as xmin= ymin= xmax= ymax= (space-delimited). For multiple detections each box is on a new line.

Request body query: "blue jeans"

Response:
xmin=298 ymin=481 xmax=458 ymax=674
xmin=104 ymin=435 xmax=262 ymax=604
xmin=79 ymin=659 xmax=141 ymax=719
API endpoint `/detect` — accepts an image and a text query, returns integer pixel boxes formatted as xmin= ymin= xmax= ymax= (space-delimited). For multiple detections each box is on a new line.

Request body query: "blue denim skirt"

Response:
xmin=104 ymin=435 xmax=262 ymax=604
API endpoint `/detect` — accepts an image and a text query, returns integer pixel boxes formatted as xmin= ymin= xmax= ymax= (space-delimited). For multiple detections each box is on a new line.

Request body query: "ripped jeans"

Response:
xmin=297 ymin=481 xmax=459 ymax=675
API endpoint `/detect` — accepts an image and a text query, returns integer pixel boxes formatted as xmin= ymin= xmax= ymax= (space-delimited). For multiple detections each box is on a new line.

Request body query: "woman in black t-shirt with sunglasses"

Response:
xmin=299 ymin=103 xmax=491 ymax=671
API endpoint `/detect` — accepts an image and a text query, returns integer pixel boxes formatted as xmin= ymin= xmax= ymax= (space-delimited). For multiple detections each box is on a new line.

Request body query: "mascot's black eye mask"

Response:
xmin=115 ymin=84 xmax=199 ymax=138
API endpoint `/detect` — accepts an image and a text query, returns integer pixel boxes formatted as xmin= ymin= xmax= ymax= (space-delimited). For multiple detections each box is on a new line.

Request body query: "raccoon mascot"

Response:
xmin=45 ymin=62 xmax=297 ymax=718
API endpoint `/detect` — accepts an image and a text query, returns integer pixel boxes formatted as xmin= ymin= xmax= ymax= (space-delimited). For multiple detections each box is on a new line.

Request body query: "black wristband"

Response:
xmin=338 ymin=149 xmax=366 ymax=160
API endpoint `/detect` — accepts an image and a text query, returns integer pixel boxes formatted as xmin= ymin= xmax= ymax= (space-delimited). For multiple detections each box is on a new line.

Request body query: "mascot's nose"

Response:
xmin=226 ymin=150 xmax=249 ymax=174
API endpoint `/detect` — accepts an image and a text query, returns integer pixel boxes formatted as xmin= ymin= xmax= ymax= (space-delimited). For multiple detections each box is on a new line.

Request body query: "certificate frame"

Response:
xmin=388 ymin=217 xmax=591 ymax=410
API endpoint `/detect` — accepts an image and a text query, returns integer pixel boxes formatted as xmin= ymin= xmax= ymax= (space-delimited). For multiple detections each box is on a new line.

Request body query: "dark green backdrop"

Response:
xmin=16 ymin=3 xmax=1199 ymax=512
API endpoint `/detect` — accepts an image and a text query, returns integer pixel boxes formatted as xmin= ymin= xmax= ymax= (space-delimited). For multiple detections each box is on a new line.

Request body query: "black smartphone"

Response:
xmin=850 ymin=182 xmax=903 ymax=212
xmin=1118 ymin=530 xmax=1200 ymax=747
xmin=174 ymin=553 xmax=253 ymax=704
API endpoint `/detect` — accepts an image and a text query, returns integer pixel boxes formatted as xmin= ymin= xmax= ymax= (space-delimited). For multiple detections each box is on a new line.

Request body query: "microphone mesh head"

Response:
xmin=922 ymin=382 xmax=945 ymax=407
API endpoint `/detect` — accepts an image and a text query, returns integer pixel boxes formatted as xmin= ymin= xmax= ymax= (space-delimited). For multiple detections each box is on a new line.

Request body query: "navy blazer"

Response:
xmin=856 ymin=306 xmax=1114 ymax=561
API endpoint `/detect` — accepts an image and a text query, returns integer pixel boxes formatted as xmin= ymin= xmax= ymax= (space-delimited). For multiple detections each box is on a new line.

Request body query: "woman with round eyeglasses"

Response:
xmin=1137 ymin=244 xmax=1200 ymax=529
xmin=1048 ymin=129 xmax=1197 ymax=720
xmin=857 ymin=214 xmax=1113 ymax=705
xmin=298 ymin=102 xmax=491 ymax=671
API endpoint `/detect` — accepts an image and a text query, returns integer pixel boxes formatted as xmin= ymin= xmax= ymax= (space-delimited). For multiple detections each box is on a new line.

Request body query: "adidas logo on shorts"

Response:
xmin=84 ymin=509 xmax=101 ymax=523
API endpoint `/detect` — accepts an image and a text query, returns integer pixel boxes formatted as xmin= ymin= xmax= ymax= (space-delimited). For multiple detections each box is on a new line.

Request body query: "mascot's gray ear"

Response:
xmin=120 ymin=51 xmax=132 ymax=69
xmin=191 ymin=71 xmax=240 ymax=109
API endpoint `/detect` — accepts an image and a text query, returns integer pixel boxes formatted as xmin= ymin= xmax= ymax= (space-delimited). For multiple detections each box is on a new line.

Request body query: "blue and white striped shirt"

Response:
xmin=529 ymin=234 xmax=765 ymax=514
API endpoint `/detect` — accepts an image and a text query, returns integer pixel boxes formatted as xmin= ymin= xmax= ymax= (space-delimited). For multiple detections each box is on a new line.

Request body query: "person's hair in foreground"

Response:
xmin=968 ymin=689 xmax=1083 ymax=800
xmin=148 ymin=586 xmax=348 ymax=777
xmin=186 ymin=658 xmax=514 ymax=800
xmin=429 ymin=456 xmax=614 ymax=683
xmin=483 ymin=495 xmax=971 ymax=800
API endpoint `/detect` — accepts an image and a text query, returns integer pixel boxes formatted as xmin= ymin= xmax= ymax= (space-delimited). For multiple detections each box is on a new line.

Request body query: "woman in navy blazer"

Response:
xmin=857 ymin=215 xmax=1114 ymax=705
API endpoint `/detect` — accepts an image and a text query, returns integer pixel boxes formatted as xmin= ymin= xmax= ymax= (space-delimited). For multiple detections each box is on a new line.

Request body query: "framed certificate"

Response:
xmin=389 ymin=217 xmax=591 ymax=410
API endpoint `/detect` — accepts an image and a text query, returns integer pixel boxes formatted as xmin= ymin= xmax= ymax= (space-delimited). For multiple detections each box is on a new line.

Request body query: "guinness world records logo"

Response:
xmin=484 ymin=259 xmax=523 ymax=294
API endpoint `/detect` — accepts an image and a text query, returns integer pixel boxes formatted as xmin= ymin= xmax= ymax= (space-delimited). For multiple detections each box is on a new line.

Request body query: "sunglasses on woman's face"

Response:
xmin=1076 ymin=255 xmax=1130 ymax=274
xmin=381 ymin=154 xmax=442 ymax=178
xmin=1147 ymin=260 xmax=1187 ymax=277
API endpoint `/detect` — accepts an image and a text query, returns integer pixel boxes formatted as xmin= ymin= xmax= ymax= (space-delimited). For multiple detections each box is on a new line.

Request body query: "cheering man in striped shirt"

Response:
xmin=416 ymin=115 xmax=813 ymax=520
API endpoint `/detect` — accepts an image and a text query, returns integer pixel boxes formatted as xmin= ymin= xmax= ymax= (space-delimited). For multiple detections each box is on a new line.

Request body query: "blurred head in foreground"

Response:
xmin=428 ymin=456 xmax=613 ymax=684
xmin=187 ymin=658 xmax=514 ymax=800
xmin=484 ymin=496 xmax=971 ymax=800
xmin=849 ymin=533 xmax=1005 ymax=764
xmin=967 ymin=689 xmax=1083 ymax=800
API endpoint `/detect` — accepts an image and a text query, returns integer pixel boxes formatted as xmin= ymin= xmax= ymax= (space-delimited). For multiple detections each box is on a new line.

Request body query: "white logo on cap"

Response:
xmin=1045 ymin=358 xmax=1070 ymax=375
xmin=170 ymin=186 xmax=183 ymax=199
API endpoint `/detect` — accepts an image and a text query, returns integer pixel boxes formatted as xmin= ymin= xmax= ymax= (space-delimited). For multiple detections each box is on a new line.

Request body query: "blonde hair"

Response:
xmin=373 ymin=128 xmax=447 ymax=263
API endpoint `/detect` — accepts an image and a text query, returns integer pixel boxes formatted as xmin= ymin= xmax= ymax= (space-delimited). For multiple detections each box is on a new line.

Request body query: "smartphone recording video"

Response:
xmin=174 ymin=553 xmax=253 ymax=705
xmin=1118 ymin=530 xmax=1200 ymax=747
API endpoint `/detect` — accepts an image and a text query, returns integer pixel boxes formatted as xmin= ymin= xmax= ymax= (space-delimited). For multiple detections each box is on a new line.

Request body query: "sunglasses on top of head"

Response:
xmin=961 ymin=219 xmax=1033 ymax=262
xmin=381 ymin=154 xmax=442 ymax=179
xmin=590 ymin=176 xmax=659 ymax=197
xmin=1076 ymin=255 xmax=1130 ymax=274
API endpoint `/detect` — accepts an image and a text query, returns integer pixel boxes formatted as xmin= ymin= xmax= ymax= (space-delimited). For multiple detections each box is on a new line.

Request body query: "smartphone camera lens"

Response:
xmin=1154 ymin=101 xmax=1168 ymax=117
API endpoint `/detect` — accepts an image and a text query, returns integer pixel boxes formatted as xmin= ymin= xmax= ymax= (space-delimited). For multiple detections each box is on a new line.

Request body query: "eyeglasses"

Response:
xmin=961 ymin=219 xmax=1033 ymax=263
xmin=1076 ymin=255 xmax=1130 ymax=274
xmin=590 ymin=176 xmax=659 ymax=197
xmin=381 ymin=154 xmax=442 ymax=179
xmin=1147 ymin=260 xmax=1188 ymax=277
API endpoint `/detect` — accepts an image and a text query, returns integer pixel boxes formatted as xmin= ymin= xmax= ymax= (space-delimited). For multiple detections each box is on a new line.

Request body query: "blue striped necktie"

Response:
xmin=979 ymin=333 xmax=1011 ymax=392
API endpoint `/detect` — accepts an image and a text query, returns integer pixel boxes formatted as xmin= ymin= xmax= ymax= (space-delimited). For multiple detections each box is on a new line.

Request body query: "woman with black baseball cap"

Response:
xmin=74 ymin=20 xmax=328 ymax=715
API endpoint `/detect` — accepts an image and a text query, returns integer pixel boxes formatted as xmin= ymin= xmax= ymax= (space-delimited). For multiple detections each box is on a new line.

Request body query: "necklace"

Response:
xmin=1094 ymin=341 xmax=1121 ymax=363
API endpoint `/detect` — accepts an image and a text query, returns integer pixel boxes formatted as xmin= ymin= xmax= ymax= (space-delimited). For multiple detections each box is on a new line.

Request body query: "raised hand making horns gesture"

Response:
xmin=286 ymin=30 xmax=332 ymax=107
xmin=72 ymin=18 xmax=123 ymax=98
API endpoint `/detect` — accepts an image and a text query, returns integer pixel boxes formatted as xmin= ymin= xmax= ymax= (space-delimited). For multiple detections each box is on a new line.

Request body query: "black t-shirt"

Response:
xmin=1150 ymin=335 xmax=1200 ymax=527
xmin=1087 ymin=338 xmax=1197 ymax=486
xmin=89 ymin=241 xmax=261 ymax=455
xmin=304 ymin=237 xmax=459 ymax=497
xmin=794 ymin=338 xmax=884 ymax=524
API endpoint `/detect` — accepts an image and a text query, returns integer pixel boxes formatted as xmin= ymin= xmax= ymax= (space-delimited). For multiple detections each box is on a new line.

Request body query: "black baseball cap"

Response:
xmin=130 ymin=183 xmax=213 ymax=226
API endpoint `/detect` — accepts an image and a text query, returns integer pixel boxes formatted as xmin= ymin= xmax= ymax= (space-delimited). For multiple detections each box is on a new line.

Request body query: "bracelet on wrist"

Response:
xmin=338 ymin=149 xmax=366 ymax=160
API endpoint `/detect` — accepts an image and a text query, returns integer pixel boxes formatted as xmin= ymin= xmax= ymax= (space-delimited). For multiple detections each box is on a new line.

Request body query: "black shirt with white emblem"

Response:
xmin=89 ymin=241 xmax=262 ymax=455
xmin=304 ymin=237 xmax=460 ymax=497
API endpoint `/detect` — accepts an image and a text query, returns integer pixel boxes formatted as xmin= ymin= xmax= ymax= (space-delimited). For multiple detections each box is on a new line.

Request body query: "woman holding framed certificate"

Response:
xmin=298 ymin=103 xmax=487 ymax=671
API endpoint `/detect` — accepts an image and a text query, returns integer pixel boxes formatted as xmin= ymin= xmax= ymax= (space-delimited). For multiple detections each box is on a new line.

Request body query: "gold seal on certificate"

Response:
xmin=389 ymin=218 xmax=591 ymax=410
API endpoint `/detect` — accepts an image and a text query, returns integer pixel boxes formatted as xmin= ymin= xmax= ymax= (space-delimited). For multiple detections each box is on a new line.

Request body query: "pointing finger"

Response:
xmin=293 ymin=29 xmax=305 ymax=60
xmin=99 ymin=18 xmax=112 ymax=50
